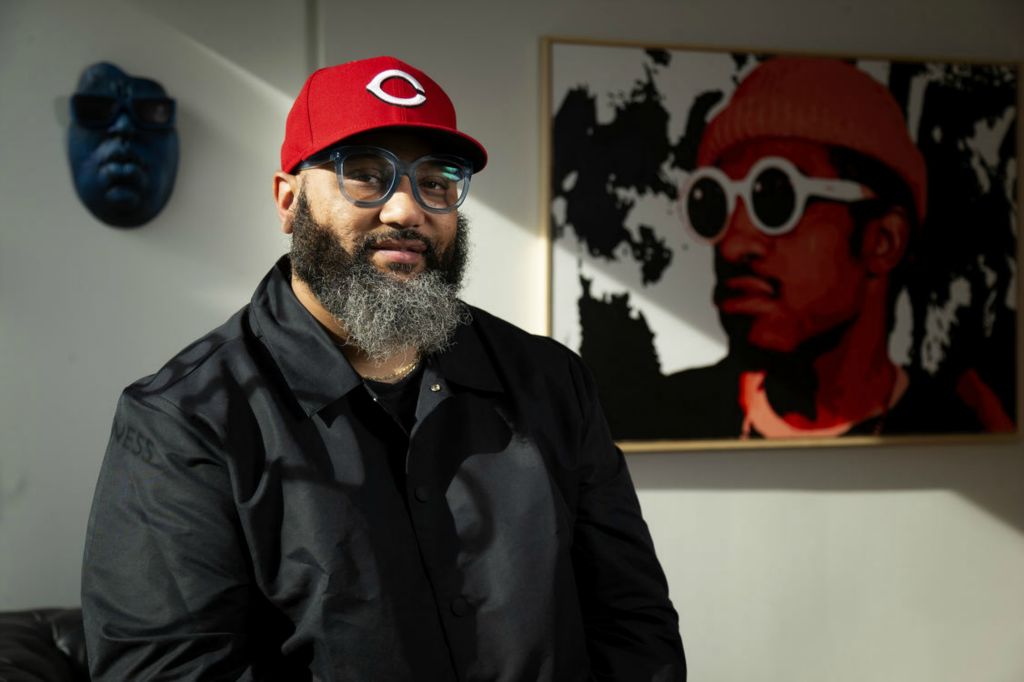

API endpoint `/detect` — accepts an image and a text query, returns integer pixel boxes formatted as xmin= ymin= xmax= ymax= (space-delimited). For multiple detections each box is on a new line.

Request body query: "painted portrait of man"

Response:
xmin=549 ymin=44 xmax=1018 ymax=445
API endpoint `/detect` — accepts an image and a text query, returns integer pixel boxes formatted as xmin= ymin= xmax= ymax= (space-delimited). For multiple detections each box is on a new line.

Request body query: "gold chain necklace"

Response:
xmin=362 ymin=357 xmax=420 ymax=383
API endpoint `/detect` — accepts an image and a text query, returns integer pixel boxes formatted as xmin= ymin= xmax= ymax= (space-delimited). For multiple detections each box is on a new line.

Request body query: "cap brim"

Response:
xmin=304 ymin=123 xmax=487 ymax=174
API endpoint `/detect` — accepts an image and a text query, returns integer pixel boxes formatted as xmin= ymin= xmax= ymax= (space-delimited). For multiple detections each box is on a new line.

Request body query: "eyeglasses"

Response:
xmin=297 ymin=146 xmax=473 ymax=214
xmin=681 ymin=156 xmax=874 ymax=242
xmin=70 ymin=93 xmax=176 ymax=130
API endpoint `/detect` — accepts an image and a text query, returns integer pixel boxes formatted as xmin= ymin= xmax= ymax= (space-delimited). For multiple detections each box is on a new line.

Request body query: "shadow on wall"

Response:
xmin=0 ymin=464 xmax=28 ymax=523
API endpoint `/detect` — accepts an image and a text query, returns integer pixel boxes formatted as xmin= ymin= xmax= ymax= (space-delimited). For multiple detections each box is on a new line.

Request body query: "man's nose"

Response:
xmin=108 ymin=110 xmax=135 ymax=137
xmin=716 ymin=198 xmax=768 ymax=263
xmin=378 ymin=175 xmax=425 ymax=227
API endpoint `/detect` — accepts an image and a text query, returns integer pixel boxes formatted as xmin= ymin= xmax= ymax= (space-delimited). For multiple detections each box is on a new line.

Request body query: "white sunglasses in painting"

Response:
xmin=681 ymin=156 xmax=875 ymax=242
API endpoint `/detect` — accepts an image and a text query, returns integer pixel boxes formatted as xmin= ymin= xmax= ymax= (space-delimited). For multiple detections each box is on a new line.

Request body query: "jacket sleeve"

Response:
xmin=567 ymin=356 xmax=687 ymax=682
xmin=82 ymin=390 xmax=258 ymax=681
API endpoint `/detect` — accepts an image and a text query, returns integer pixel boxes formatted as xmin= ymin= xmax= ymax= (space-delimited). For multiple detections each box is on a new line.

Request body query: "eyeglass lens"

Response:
xmin=341 ymin=152 xmax=468 ymax=211
xmin=72 ymin=95 xmax=174 ymax=129
xmin=686 ymin=165 xmax=798 ymax=239
xmin=686 ymin=176 xmax=729 ymax=240
xmin=750 ymin=167 xmax=796 ymax=233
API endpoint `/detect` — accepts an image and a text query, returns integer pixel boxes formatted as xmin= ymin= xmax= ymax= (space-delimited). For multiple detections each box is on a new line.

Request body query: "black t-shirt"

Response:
xmin=364 ymin=363 xmax=424 ymax=435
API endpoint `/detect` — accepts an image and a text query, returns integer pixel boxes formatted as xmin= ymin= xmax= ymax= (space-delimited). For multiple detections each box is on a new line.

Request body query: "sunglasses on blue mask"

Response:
xmin=681 ymin=156 xmax=875 ymax=242
xmin=71 ymin=93 xmax=176 ymax=130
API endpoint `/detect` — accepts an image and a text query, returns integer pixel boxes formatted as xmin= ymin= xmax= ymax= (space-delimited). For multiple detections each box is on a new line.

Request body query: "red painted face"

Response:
xmin=712 ymin=138 xmax=872 ymax=353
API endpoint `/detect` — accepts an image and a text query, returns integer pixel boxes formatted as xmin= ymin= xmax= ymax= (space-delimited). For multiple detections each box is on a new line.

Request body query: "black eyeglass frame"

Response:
xmin=70 ymin=93 xmax=177 ymax=131
xmin=297 ymin=145 xmax=474 ymax=215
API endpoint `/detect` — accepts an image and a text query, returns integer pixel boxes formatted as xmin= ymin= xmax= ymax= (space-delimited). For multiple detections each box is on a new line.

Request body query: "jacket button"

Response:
xmin=414 ymin=486 xmax=430 ymax=502
xmin=450 ymin=596 xmax=471 ymax=617
xmin=430 ymin=383 xmax=442 ymax=392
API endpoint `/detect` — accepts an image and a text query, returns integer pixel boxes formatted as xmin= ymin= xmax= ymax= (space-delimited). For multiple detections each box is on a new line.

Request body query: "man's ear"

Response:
xmin=273 ymin=171 xmax=300 ymax=234
xmin=861 ymin=206 xmax=911 ymax=276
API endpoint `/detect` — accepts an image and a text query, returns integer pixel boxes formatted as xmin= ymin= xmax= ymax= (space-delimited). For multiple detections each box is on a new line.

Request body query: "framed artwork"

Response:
xmin=543 ymin=37 xmax=1021 ymax=451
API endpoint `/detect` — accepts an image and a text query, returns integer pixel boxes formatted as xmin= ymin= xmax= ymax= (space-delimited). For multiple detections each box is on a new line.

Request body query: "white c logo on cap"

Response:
xmin=366 ymin=69 xmax=427 ymax=107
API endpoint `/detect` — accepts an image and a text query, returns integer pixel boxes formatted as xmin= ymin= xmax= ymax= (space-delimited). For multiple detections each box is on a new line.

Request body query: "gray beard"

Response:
xmin=289 ymin=192 xmax=471 ymax=363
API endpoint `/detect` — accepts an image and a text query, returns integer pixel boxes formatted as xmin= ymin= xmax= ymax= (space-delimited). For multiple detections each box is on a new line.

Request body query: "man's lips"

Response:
xmin=722 ymin=275 xmax=776 ymax=296
xmin=100 ymin=162 xmax=144 ymax=182
xmin=370 ymin=239 xmax=427 ymax=263
xmin=715 ymin=275 xmax=780 ymax=313
xmin=98 ymin=152 xmax=146 ymax=186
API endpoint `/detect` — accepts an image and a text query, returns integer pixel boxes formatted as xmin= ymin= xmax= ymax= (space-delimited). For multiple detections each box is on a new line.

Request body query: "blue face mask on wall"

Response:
xmin=67 ymin=62 xmax=179 ymax=228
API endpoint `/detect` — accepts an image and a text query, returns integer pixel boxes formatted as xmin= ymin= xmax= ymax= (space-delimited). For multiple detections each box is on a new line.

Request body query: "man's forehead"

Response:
xmin=76 ymin=63 xmax=166 ymax=98
xmin=717 ymin=137 xmax=838 ymax=177
xmin=342 ymin=129 xmax=452 ymax=159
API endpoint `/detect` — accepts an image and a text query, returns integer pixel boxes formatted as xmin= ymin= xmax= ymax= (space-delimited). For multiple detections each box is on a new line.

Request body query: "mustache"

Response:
xmin=713 ymin=252 xmax=781 ymax=303
xmin=358 ymin=228 xmax=434 ymax=254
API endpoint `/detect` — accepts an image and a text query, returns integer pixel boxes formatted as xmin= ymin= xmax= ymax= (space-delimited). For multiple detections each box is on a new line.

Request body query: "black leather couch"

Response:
xmin=0 ymin=608 xmax=88 ymax=681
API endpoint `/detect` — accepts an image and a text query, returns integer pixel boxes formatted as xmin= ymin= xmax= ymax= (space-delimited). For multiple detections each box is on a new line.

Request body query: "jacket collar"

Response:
xmin=251 ymin=257 xmax=362 ymax=417
xmin=434 ymin=309 xmax=503 ymax=394
xmin=251 ymin=257 xmax=503 ymax=417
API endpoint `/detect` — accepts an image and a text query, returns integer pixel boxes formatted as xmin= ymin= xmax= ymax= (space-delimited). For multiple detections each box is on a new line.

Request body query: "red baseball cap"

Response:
xmin=280 ymin=56 xmax=487 ymax=173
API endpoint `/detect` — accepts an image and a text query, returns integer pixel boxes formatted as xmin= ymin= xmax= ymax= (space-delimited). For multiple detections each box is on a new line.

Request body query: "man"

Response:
xmin=82 ymin=56 xmax=685 ymax=681
xmin=660 ymin=57 xmax=1011 ymax=439
xmin=67 ymin=62 xmax=179 ymax=228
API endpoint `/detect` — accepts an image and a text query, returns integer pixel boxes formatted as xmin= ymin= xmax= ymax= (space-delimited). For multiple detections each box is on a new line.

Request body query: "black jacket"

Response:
xmin=82 ymin=257 xmax=685 ymax=681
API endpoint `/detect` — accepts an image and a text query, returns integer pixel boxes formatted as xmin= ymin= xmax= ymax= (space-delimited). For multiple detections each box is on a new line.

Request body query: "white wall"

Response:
xmin=2 ymin=0 xmax=1023 ymax=681
xmin=0 ymin=0 xmax=305 ymax=605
